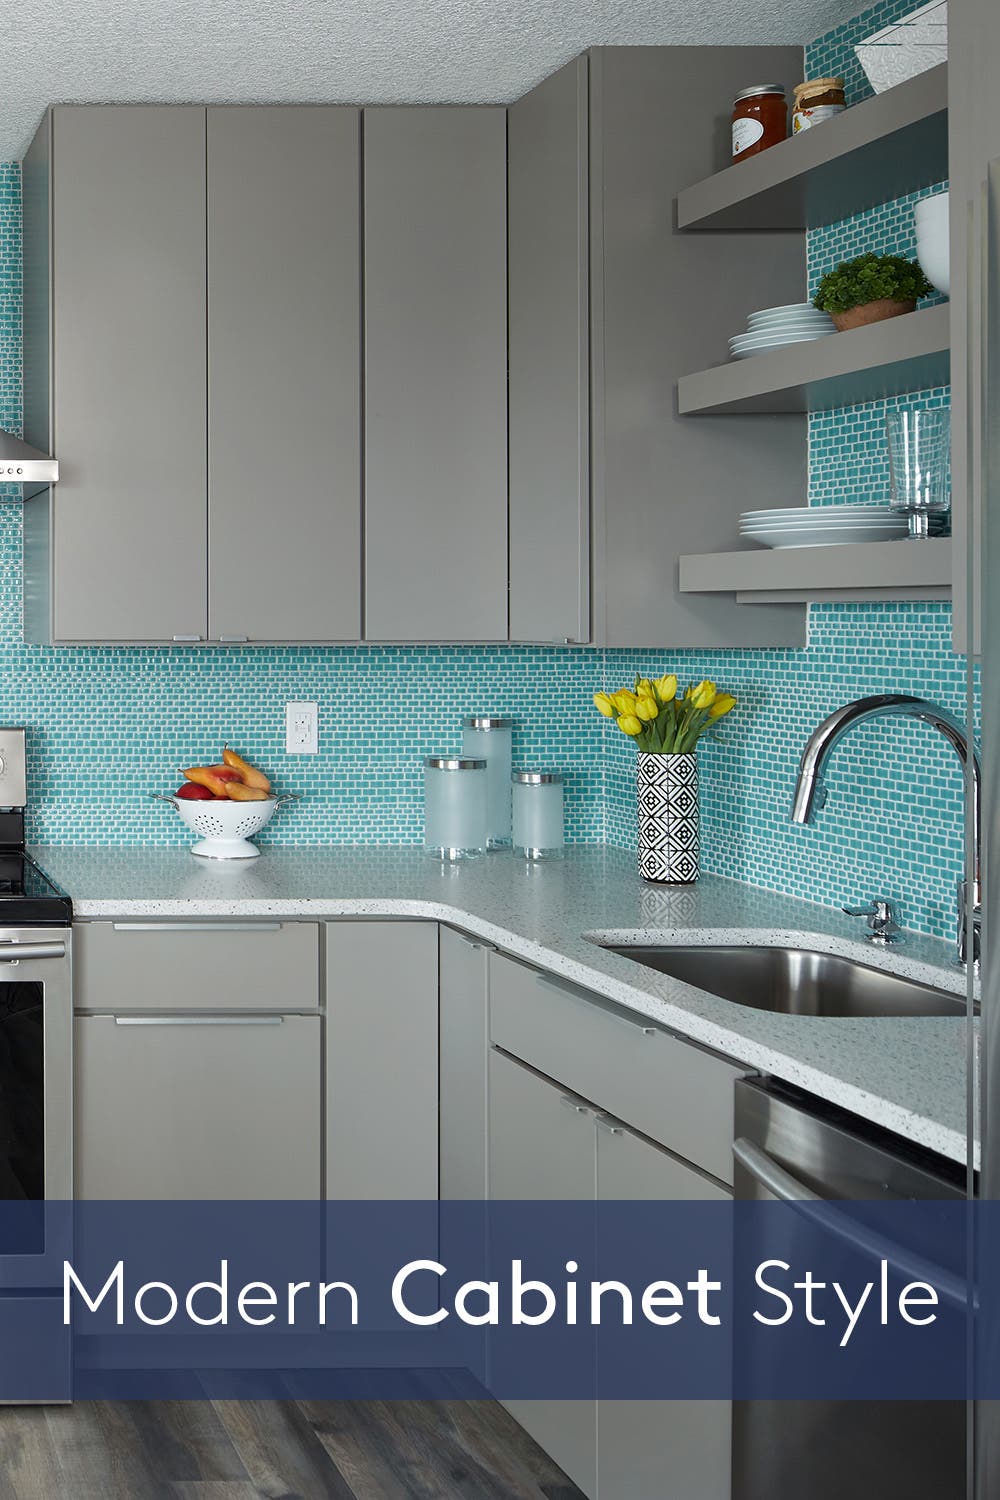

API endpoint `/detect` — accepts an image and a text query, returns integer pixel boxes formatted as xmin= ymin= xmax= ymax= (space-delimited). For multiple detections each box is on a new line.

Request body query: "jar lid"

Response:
xmin=462 ymin=715 xmax=514 ymax=729
xmin=793 ymin=77 xmax=844 ymax=100
xmin=425 ymin=756 xmax=487 ymax=771
xmin=511 ymin=770 xmax=564 ymax=785
xmin=733 ymin=84 xmax=786 ymax=102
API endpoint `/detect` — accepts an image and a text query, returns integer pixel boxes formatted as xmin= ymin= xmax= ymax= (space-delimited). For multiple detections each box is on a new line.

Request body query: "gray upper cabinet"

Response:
xmin=207 ymin=107 xmax=362 ymax=643
xmin=589 ymin=47 xmax=806 ymax=648
xmin=950 ymin=0 xmax=998 ymax=656
xmin=23 ymin=106 xmax=208 ymax=644
xmin=363 ymin=107 xmax=508 ymax=642
xmin=507 ymin=46 xmax=808 ymax=651
xmin=508 ymin=57 xmax=591 ymax=645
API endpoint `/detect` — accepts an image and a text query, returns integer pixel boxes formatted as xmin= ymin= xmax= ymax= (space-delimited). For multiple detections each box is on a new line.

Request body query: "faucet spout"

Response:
xmin=789 ymin=694 xmax=982 ymax=964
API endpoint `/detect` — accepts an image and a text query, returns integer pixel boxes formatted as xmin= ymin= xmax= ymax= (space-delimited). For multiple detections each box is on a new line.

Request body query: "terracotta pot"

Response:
xmin=830 ymin=298 xmax=917 ymax=331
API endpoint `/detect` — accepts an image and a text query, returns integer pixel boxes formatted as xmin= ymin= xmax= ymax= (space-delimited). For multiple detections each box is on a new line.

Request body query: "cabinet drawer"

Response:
xmin=75 ymin=1012 xmax=321 ymax=1199
xmin=74 ymin=920 xmax=319 ymax=1013
xmin=488 ymin=952 xmax=745 ymax=1184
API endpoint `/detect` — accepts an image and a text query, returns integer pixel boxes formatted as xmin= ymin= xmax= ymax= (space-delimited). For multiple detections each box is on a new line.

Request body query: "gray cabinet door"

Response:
xmin=950 ymin=0 xmax=1000 ymax=655
xmin=326 ymin=921 xmax=438 ymax=1199
xmin=439 ymin=927 xmax=490 ymax=1200
xmin=508 ymin=57 xmax=590 ymax=644
xmin=47 ymin=107 xmax=208 ymax=643
xmin=74 ymin=1013 xmax=321 ymax=1199
xmin=207 ymin=107 xmax=362 ymax=642
xmin=596 ymin=1119 xmax=732 ymax=1500
xmin=489 ymin=1047 xmax=597 ymax=1498
xmin=589 ymin=47 xmax=806 ymax=649
xmin=363 ymin=107 xmax=508 ymax=642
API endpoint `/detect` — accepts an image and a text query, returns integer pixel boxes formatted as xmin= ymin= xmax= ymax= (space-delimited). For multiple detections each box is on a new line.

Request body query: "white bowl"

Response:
xmin=156 ymin=793 xmax=291 ymax=859
xmin=914 ymin=190 xmax=949 ymax=295
xmin=743 ymin=522 xmax=908 ymax=548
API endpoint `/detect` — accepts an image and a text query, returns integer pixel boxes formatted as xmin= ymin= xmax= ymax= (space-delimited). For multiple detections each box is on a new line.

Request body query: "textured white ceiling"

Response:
xmin=3 ymin=0 xmax=861 ymax=160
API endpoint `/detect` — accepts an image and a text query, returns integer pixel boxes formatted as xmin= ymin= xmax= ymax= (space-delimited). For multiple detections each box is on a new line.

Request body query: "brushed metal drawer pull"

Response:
xmin=112 ymin=1015 xmax=285 ymax=1027
xmin=111 ymin=922 xmax=283 ymax=933
xmin=595 ymin=1115 xmax=624 ymax=1135
xmin=558 ymin=1094 xmax=591 ymax=1115
xmin=171 ymin=634 xmax=202 ymax=643
xmin=534 ymin=971 xmax=657 ymax=1035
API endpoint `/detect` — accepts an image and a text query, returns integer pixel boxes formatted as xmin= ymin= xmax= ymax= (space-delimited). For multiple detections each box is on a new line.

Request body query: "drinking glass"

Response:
xmin=885 ymin=407 xmax=951 ymax=538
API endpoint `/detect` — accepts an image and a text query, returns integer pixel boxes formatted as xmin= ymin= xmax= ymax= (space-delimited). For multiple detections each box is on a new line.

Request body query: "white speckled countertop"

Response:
xmin=33 ymin=844 xmax=974 ymax=1168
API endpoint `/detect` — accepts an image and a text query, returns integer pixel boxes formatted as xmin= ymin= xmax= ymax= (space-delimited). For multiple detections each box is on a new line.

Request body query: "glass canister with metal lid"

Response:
xmin=462 ymin=715 xmax=514 ymax=849
xmin=731 ymin=84 xmax=787 ymax=160
xmin=512 ymin=771 xmax=565 ymax=860
xmin=424 ymin=756 xmax=488 ymax=860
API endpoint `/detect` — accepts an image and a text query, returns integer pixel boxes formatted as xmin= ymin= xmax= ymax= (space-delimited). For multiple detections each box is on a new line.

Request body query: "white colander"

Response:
xmin=152 ymin=792 xmax=297 ymax=860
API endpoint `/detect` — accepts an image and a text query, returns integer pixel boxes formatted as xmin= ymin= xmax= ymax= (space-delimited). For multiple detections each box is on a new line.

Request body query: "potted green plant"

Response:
xmin=813 ymin=252 xmax=935 ymax=331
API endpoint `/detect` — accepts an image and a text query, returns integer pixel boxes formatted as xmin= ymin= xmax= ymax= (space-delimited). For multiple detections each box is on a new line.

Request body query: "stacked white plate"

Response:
xmin=730 ymin=302 xmax=836 ymax=359
xmin=740 ymin=504 xmax=910 ymax=548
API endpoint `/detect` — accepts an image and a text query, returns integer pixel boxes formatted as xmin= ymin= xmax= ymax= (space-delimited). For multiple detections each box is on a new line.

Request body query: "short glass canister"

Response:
xmin=593 ymin=674 xmax=738 ymax=886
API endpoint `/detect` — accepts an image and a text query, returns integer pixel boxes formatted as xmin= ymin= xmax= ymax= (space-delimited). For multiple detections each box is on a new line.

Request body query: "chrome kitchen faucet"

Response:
xmin=790 ymin=694 xmax=981 ymax=968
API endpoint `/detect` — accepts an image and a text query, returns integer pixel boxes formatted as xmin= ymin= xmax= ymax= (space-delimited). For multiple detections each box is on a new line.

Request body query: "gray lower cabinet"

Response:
xmin=508 ymin=57 xmax=590 ymax=645
xmin=488 ymin=950 xmax=741 ymax=1500
xmin=595 ymin=1120 xmax=731 ymax=1500
xmin=439 ymin=927 xmax=491 ymax=1200
xmin=326 ymin=921 xmax=439 ymax=1199
xmin=207 ymin=106 xmax=362 ymax=643
xmin=74 ymin=1012 xmax=321 ymax=1200
xmin=489 ymin=1046 xmax=598 ymax=1499
xmin=363 ymin=107 xmax=508 ymax=642
xmin=23 ymin=106 xmax=208 ymax=644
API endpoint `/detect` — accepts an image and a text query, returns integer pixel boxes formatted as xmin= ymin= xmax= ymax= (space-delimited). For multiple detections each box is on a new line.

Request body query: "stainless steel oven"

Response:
xmin=0 ymin=925 xmax=72 ymax=1284
xmin=732 ymin=1076 xmax=968 ymax=1500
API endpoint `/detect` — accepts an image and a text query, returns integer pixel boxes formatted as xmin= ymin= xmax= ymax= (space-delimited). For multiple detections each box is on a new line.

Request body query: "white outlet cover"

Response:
xmin=285 ymin=701 xmax=319 ymax=755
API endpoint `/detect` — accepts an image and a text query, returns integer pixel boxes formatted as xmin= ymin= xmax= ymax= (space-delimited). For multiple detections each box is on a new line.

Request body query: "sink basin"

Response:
xmin=599 ymin=943 xmax=965 ymax=1018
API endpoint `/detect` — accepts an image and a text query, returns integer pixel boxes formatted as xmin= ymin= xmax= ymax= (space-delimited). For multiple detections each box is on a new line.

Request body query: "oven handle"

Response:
xmin=732 ymin=1137 xmax=970 ymax=1312
xmin=0 ymin=939 xmax=66 ymax=962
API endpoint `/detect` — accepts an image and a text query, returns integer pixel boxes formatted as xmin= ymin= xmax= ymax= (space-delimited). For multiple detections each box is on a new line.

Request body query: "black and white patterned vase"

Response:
xmin=636 ymin=751 xmax=700 ymax=884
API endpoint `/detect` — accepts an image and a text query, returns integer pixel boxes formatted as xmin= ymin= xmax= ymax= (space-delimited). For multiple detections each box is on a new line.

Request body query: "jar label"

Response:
xmin=732 ymin=117 xmax=764 ymax=156
xmin=792 ymin=103 xmax=845 ymax=133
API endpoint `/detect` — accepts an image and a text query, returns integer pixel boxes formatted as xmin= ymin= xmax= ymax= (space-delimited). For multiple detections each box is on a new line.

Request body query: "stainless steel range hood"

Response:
xmin=0 ymin=430 xmax=58 ymax=497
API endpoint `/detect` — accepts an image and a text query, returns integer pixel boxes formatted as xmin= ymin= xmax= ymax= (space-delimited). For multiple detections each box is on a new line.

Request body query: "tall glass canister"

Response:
xmin=461 ymin=716 xmax=514 ymax=849
xmin=423 ymin=757 xmax=488 ymax=860
xmin=512 ymin=771 xmax=564 ymax=859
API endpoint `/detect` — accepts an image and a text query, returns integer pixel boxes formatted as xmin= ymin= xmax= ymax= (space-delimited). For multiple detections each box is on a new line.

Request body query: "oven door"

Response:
xmin=0 ymin=926 xmax=71 ymax=1291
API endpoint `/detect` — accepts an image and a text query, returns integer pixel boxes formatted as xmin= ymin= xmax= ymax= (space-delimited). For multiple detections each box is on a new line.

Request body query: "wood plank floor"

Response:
xmin=0 ymin=1392 xmax=585 ymax=1500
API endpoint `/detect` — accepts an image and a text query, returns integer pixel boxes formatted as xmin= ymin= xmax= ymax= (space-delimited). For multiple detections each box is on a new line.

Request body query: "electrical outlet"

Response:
xmin=285 ymin=701 xmax=319 ymax=755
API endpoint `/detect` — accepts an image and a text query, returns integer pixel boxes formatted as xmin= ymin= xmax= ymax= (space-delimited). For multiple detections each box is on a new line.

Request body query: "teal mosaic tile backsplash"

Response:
xmin=0 ymin=4 xmax=979 ymax=945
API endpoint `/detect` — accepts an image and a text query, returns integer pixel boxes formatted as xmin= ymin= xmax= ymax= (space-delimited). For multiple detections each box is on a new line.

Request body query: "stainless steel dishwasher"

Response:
xmin=732 ymin=1077 xmax=968 ymax=1500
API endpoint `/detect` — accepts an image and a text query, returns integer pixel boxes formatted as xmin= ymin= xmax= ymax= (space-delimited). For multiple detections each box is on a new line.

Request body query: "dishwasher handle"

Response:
xmin=732 ymin=1137 xmax=971 ymax=1313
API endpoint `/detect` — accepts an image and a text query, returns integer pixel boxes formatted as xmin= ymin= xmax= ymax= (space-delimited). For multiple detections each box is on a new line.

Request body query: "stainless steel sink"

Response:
xmin=599 ymin=943 xmax=965 ymax=1018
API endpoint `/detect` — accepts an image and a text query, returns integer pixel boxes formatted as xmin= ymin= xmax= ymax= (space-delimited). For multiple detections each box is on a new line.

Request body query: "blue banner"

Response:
xmin=0 ymin=1199 xmax=987 ymax=1402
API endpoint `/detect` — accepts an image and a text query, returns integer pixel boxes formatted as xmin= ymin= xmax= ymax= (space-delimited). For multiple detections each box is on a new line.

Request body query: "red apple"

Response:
xmin=175 ymin=783 xmax=214 ymax=801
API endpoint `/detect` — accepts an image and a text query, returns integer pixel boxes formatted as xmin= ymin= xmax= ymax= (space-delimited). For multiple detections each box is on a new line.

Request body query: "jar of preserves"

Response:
xmin=792 ymin=78 xmax=846 ymax=133
xmin=731 ymin=85 xmax=787 ymax=161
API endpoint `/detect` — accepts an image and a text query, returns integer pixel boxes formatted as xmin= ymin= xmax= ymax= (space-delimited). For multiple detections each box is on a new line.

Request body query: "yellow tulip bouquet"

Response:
xmin=593 ymin=675 xmax=736 ymax=754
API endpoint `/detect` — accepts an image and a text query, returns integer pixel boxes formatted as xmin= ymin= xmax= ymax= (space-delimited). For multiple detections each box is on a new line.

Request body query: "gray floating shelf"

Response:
xmin=676 ymin=65 xmax=948 ymax=232
xmin=679 ymin=537 xmax=952 ymax=603
xmin=677 ymin=304 xmax=949 ymax=416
